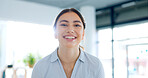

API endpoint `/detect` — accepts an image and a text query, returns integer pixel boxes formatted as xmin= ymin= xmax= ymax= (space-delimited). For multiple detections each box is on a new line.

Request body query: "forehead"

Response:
xmin=57 ymin=12 xmax=82 ymax=23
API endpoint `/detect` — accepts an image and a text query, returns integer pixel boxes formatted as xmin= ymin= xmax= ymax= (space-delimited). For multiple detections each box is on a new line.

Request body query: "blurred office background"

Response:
xmin=0 ymin=0 xmax=148 ymax=78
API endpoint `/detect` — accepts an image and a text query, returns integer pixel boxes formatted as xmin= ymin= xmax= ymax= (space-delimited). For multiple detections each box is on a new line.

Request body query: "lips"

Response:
xmin=63 ymin=35 xmax=77 ymax=41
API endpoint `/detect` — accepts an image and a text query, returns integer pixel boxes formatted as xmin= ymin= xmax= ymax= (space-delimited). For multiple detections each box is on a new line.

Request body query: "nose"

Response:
xmin=66 ymin=27 xmax=74 ymax=33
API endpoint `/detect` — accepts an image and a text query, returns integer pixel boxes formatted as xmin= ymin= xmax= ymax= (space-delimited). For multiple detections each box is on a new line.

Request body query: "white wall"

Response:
xmin=80 ymin=6 xmax=97 ymax=56
xmin=0 ymin=0 xmax=61 ymax=25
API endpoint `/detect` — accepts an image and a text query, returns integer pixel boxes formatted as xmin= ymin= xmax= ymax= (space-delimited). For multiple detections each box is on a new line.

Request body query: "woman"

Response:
xmin=32 ymin=8 xmax=104 ymax=78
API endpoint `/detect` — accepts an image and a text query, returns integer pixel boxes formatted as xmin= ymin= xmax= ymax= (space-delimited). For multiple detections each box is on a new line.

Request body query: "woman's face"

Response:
xmin=55 ymin=12 xmax=85 ymax=48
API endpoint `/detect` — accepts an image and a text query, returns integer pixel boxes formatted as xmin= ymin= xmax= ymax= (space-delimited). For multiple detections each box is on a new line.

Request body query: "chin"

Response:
xmin=65 ymin=45 xmax=76 ymax=48
xmin=64 ymin=44 xmax=79 ymax=48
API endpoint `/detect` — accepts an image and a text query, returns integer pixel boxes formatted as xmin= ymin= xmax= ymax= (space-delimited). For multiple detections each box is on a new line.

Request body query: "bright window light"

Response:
xmin=114 ymin=22 xmax=148 ymax=40
xmin=6 ymin=21 xmax=58 ymax=67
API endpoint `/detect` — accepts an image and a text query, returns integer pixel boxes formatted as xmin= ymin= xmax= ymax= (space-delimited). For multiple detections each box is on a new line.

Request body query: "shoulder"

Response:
xmin=32 ymin=52 xmax=53 ymax=78
xmin=33 ymin=52 xmax=53 ymax=69
xmin=32 ymin=51 xmax=54 ymax=73
xmin=83 ymin=52 xmax=105 ymax=78
xmin=84 ymin=52 xmax=102 ymax=66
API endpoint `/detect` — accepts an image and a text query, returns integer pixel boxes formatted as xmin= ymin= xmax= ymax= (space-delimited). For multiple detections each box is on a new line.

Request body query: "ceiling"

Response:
xmin=23 ymin=0 xmax=132 ymax=9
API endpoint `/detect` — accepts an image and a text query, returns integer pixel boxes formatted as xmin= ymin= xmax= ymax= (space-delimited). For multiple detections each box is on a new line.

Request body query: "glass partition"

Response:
xmin=97 ymin=21 xmax=148 ymax=78
xmin=127 ymin=44 xmax=148 ymax=78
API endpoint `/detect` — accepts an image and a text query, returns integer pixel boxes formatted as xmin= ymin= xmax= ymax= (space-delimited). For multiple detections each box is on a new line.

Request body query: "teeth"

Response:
xmin=65 ymin=36 xmax=75 ymax=39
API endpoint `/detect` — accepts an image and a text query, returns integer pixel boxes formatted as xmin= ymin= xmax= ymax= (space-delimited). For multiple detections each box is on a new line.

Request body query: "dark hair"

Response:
xmin=53 ymin=8 xmax=86 ymax=30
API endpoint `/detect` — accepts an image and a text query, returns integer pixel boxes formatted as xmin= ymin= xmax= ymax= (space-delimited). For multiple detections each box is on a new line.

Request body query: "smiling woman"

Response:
xmin=32 ymin=8 xmax=105 ymax=78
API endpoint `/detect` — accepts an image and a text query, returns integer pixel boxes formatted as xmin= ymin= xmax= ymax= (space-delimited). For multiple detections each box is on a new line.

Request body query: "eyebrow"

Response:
xmin=73 ymin=20 xmax=82 ymax=24
xmin=60 ymin=20 xmax=68 ymax=23
xmin=59 ymin=20 xmax=82 ymax=24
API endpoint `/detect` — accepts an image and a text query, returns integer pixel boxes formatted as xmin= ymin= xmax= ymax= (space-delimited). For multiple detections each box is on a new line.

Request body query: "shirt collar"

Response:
xmin=50 ymin=48 xmax=59 ymax=62
xmin=50 ymin=47 xmax=85 ymax=63
xmin=78 ymin=48 xmax=85 ymax=63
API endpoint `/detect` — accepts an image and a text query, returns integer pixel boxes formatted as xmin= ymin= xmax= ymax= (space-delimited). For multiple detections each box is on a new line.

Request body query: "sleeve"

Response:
xmin=31 ymin=62 xmax=42 ymax=78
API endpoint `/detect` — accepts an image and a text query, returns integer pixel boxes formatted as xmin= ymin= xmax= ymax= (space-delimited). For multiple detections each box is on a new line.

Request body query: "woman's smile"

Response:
xmin=63 ymin=35 xmax=77 ymax=42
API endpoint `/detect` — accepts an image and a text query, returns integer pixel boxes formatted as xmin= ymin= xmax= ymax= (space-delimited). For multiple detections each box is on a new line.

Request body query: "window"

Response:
xmin=97 ymin=28 xmax=112 ymax=78
xmin=5 ymin=21 xmax=58 ymax=67
xmin=97 ymin=21 xmax=148 ymax=78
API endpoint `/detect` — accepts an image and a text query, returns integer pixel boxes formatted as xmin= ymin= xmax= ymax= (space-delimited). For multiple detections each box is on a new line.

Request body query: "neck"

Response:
xmin=57 ymin=46 xmax=80 ymax=64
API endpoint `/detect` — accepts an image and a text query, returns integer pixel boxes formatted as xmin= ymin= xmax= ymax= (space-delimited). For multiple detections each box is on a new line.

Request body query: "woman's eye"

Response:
xmin=74 ymin=24 xmax=81 ymax=27
xmin=60 ymin=24 xmax=67 ymax=26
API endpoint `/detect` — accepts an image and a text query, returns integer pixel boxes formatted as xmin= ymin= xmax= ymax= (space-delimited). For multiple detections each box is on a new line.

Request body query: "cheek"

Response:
xmin=78 ymin=30 xmax=84 ymax=38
